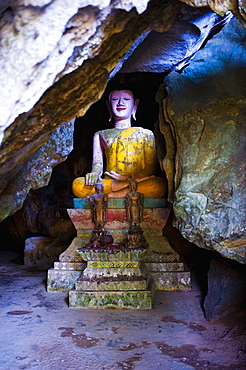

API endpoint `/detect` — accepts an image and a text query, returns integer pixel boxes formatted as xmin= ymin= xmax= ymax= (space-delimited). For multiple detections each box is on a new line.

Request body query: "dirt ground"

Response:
xmin=0 ymin=250 xmax=245 ymax=370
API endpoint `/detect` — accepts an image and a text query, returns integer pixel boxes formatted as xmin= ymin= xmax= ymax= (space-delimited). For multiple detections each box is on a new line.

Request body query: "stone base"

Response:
xmin=144 ymin=262 xmax=185 ymax=272
xmin=69 ymin=281 xmax=154 ymax=309
xmin=149 ymin=271 xmax=191 ymax=291
xmin=46 ymin=239 xmax=87 ymax=292
xmin=24 ymin=236 xmax=67 ymax=268
xmin=46 ymin=198 xmax=191 ymax=296
xmin=75 ymin=278 xmax=148 ymax=291
xmin=142 ymin=237 xmax=191 ymax=291
xmin=69 ymin=247 xmax=153 ymax=309
xmin=47 ymin=268 xmax=84 ymax=292
xmin=76 ymin=260 xmax=149 ymax=291
xmin=59 ymin=237 xmax=88 ymax=262
xmin=54 ymin=261 xmax=86 ymax=270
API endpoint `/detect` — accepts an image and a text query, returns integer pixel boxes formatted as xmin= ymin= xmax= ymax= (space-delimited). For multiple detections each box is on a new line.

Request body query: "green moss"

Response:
xmin=69 ymin=290 xmax=152 ymax=309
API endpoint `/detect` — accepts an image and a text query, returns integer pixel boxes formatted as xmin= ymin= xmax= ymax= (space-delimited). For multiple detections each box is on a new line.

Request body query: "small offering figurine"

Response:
xmin=125 ymin=176 xmax=144 ymax=231
xmin=126 ymin=233 xmax=141 ymax=249
xmin=89 ymin=181 xmax=108 ymax=231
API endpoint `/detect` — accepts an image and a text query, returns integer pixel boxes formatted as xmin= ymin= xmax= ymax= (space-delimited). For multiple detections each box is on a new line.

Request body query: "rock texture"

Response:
xmin=204 ymin=259 xmax=246 ymax=320
xmin=0 ymin=0 xmax=179 ymax=221
xmin=181 ymin=0 xmax=246 ymax=23
xmin=24 ymin=236 xmax=67 ymax=268
xmin=0 ymin=120 xmax=74 ymax=222
xmin=162 ymin=18 xmax=246 ymax=263
xmin=120 ymin=8 xmax=232 ymax=73
xmin=0 ymin=0 xmax=152 ymax=136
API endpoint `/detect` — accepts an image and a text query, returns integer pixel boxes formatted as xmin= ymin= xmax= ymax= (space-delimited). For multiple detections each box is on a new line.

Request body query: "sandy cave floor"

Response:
xmin=0 ymin=250 xmax=245 ymax=370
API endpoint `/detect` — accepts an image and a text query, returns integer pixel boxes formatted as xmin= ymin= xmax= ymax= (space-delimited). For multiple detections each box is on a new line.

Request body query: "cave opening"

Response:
xmin=0 ymin=71 xmax=168 ymax=254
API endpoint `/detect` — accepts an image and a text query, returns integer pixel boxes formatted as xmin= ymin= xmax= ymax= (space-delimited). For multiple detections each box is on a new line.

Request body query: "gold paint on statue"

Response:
xmin=72 ymin=90 xmax=167 ymax=198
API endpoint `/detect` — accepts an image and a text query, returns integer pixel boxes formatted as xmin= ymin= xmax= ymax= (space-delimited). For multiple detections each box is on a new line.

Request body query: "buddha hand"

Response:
xmin=85 ymin=172 xmax=99 ymax=185
xmin=104 ymin=171 xmax=129 ymax=181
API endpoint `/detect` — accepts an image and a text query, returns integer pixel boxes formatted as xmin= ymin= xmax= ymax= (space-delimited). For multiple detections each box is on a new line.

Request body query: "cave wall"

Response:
xmin=0 ymin=0 xmax=160 ymax=136
xmin=0 ymin=0 xmax=180 ymax=222
xmin=161 ymin=17 xmax=246 ymax=263
xmin=0 ymin=1 xmax=235 ymax=223
xmin=0 ymin=1 xmax=245 ymax=265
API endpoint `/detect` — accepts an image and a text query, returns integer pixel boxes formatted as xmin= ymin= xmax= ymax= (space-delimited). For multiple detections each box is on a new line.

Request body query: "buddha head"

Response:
xmin=95 ymin=182 xmax=104 ymax=194
xmin=129 ymin=178 xmax=138 ymax=192
xmin=107 ymin=90 xmax=139 ymax=122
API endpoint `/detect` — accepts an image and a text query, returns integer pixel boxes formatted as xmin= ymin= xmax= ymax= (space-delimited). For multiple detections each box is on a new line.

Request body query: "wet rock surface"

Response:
xmin=0 ymin=120 xmax=74 ymax=222
xmin=204 ymin=259 xmax=246 ymax=321
xmin=162 ymin=18 xmax=246 ymax=263
xmin=120 ymin=7 xmax=231 ymax=73
xmin=24 ymin=236 xmax=67 ymax=268
xmin=0 ymin=250 xmax=245 ymax=369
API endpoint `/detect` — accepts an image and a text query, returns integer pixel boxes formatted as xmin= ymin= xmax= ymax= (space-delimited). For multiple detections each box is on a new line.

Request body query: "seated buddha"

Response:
xmin=72 ymin=89 xmax=167 ymax=198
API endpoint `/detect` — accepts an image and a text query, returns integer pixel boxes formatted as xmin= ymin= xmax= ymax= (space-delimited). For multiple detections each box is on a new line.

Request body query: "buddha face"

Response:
xmin=129 ymin=180 xmax=138 ymax=191
xmin=109 ymin=90 xmax=136 ymax=120
xmin=96 ymin=183 xmax=103 ymax=193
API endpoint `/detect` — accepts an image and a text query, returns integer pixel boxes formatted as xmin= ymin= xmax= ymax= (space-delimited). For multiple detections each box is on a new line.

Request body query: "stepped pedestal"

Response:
xmin=47 ymin=260 xmax=86 ymax=292
xmin=69 ymin=248 xmax=154 ymax=309
xmin=143 ymin=252 xmax=191 ymax=291
xmin=47 ymin=197 xmax=191 ymax=302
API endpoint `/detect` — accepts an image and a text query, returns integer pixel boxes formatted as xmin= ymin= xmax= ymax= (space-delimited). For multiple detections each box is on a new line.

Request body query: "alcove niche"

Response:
xmin=0 ymin=9 xmax=245 ymax=322
xmin=1 ymin=72 xmax=168 ymax=253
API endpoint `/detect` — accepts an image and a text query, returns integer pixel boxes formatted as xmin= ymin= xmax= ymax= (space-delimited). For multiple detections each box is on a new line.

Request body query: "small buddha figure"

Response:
xmin=125 ymin=177 xmax=144 ymax=230
xmin=89 ymin=182 xmax=108 ymax=231
xmin=72 ymin=89 xmax=167 ymax=198
xmin=126 ymin=233 xmax=141 ymax=249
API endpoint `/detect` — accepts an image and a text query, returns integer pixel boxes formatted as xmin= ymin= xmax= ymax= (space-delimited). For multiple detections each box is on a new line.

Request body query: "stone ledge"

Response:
xmin=82 ymin=266 xmax=144 ymax=279
xmin=54 ymin=261 xmax=86 ymax=270
xmin=87 ymin=260 xmax=140 ymax=268
xmin=73 ymin=197 xmax=167 ymax=209
xmin=77 ymin=228 xmax=165 ymax=238
xmin=75 ymin=278 xmax=148 ymax=291
xmin=47 ymin=269 xmax=83 ymax=292
xmin=143 ymin=253 xmax=181 ymax=263
xmin=149 ymin=271 xmax=191 ymax=291
xmin=59 ymin=237 xmax=89 ymax=262
xmin=69 ymin=282 xmax=154 ymax=309
xmin=144 ymin=262 xmax=185 ymax=272
xmin=77 ymin=247 xmax=147 ymax=262
xmin=67 ymin=207 xmax=170 ymax=230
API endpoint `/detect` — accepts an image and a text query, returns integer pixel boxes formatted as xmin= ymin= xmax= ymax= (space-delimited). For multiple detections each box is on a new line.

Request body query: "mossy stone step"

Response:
xmin=69 ymin=283 xmax=154 ymax=309
xmin=75 ymin=277 xmax=148 ymax=291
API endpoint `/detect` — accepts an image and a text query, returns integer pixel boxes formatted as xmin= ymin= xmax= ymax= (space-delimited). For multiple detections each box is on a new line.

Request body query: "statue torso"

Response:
xmin=97 ymin=127 xmax=157 ymax=177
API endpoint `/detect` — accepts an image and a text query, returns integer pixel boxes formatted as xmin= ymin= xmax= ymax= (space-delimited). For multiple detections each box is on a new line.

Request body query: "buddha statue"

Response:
xmin=72 ymin=89 xmax=167 ymax=198
xmin=125 ymin=177 xmax=144 ymax=230
xmin=89 ymin=182 xmax=108 ymax=231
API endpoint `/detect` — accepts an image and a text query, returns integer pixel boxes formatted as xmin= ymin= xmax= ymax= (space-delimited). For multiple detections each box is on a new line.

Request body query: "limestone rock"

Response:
xmin=162 ymin=18 xmax=246 ymax=263
xmin=0 ymin=120 xmax=74 ymax=222
xmin=121 ymin=6 xmax=232 ymax=73
xmin=0 ymin=0 xmax=151 ymax=138
xmin=24 ymin=236 xmax=67 ymax=268
xmin=204 ymin=259 xmax=246 ymax=320
xmin=180 ymin=0 xmax=246 ymax=23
